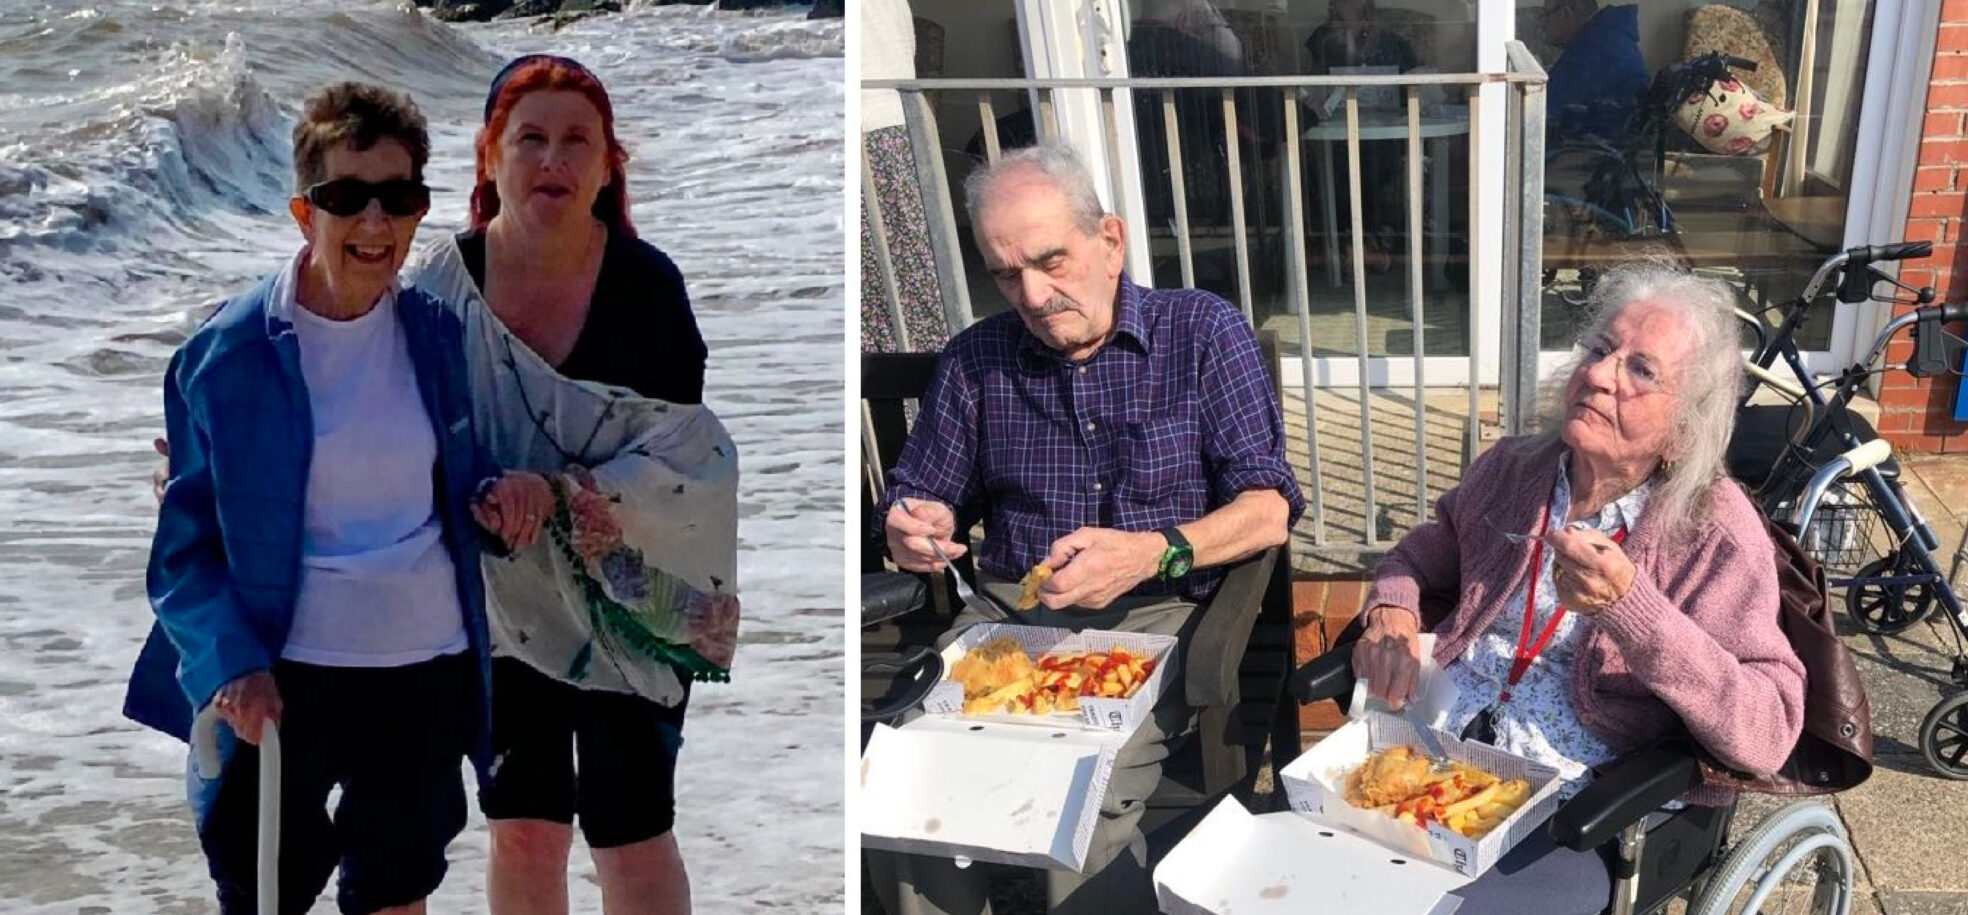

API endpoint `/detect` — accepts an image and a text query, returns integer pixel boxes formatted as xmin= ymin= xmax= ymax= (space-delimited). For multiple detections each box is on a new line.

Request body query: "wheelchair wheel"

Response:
xmin=1845 ymin=550 xmax=1936 ymax=634
xmin=1688 ymin=801 xmax=1853 ymax=915
xmin=1918 ymin=691 xmax=1968 ymax=780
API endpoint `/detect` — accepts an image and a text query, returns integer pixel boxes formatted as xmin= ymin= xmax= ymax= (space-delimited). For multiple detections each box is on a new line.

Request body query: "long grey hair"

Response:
xmin=1538 ymin=259 xmax=1745 ymax=535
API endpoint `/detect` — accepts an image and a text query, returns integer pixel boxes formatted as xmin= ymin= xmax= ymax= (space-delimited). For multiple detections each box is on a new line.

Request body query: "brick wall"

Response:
xmin=1884 ymin=8 xmax=1968 ymax=452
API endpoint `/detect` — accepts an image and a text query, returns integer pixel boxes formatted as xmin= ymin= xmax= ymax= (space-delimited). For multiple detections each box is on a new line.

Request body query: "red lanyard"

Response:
xmin=1499 ymin=503 xmax=1627 ymax=705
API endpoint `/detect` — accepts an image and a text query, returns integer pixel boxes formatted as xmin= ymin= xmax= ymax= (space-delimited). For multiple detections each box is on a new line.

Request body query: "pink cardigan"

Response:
xmin=1366 ymin=437 xmax=1806 ymax=804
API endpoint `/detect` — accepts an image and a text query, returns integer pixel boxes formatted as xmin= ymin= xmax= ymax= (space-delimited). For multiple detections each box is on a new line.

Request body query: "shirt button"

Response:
xmin=1085 ymin=421 xmax=1096 ymax=432
xmin=1078 ymin=366 xmax=1088 ymax=375
xmin=1092 ymin=481 xmax=1104 ymax=493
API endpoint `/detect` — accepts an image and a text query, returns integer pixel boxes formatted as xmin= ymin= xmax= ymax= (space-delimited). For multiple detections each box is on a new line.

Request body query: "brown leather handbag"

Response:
xmin=1693 ymin=502 xmax=1875 ymax=795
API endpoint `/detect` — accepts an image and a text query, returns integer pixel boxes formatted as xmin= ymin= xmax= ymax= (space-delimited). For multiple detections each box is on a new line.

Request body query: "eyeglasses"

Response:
xmin=1580 ymin=340 xmax=1673 ymax=395
xmin=303 ymin=178 xmax=430 ymax=218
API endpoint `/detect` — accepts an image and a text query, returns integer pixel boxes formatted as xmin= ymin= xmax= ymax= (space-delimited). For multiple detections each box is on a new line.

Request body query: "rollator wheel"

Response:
xmin=1918 ymin=691 xmax=1968 ymax=781
xmin=1689 ymin=801 xmax=1853 ymax=915
xmin=1845 ymin=551 xmax=1936 ymax=634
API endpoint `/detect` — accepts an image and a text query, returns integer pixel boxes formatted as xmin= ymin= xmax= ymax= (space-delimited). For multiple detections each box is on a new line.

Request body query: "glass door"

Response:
xmin=1531 ymin=0 xmax=1899 ymax=373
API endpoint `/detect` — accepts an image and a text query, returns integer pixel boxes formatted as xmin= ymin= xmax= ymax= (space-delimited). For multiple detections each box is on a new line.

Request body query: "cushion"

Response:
xmin=1684 ymin=5 xmax=1788 ymax=109
xmin=1673 ymin=76 xmax=1794 ymax=155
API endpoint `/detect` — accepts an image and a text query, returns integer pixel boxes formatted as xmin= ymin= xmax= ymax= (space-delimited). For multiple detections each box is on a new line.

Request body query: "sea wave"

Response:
xmin=0 ymin=4 xmax=500 ymax=255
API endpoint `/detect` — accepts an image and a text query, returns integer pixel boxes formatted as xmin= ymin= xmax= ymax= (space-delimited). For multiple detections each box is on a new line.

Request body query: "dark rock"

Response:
xmin=561 ymin=0 xmax=623 ymax=11
xmin=717 ymin=0 xmax=799 ymax=9
xmin=425 ymin=0 xmax=514 ymax=22
xmin=809 ymin=0 xmax=842 ymax=17
xmin=496 ymin=0 xmax=560 ymax=18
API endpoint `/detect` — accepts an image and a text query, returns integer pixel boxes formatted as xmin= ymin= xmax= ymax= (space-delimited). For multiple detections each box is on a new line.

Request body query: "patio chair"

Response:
xmin=857 ymin=333 xmax=1301 ymax=832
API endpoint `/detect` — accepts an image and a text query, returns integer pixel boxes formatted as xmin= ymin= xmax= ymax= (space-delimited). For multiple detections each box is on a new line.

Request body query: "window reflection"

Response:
xmin=1124 ymin=0 xmax=1479 ymax=362
xmin=1534 ymin=0 xmax=1877 ymax=354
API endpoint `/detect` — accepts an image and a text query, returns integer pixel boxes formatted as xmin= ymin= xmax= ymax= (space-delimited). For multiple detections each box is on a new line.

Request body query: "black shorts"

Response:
xmin=477 ymin=656 xmax=689 ymax=849
xmin=197 ymin=653 xmax=473 ymax=915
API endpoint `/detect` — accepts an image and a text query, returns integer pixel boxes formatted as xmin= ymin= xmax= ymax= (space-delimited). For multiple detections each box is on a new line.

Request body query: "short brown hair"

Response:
xmin=291 ymin=82 xmax=430 ymax=192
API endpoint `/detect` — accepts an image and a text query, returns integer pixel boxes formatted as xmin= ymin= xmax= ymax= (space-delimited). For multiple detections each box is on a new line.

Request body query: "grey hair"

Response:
xmin=962 ymin=143 xmax=1108 ymax=235
xmin=1536 ymin=257 xmax=1745 ymax=536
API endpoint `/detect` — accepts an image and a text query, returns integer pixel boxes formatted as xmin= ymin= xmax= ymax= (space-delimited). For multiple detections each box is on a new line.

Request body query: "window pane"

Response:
xmin=1122 ymin=0 xmax=1481 ymax=361
xmin=1534 ymin=0 xmax=1876 ymax=354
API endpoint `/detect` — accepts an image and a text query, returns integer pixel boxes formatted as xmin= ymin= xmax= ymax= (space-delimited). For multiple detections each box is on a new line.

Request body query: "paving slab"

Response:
xmin=1835 ymin=761 xmax=1968 ymax=892
xmin=1878 ymin=890 xmax=1968 ymax=915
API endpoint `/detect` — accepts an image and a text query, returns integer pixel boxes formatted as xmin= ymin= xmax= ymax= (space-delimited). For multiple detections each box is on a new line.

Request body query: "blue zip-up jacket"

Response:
xmin=1547 ymin=4 xmax=1648 ymax=142
xmin=123 ymin=274 xmax=499 ymax=805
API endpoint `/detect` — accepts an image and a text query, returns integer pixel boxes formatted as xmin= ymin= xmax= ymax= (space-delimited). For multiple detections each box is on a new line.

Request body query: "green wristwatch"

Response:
xmin=1155 ymin=526 xmax=1194 ymax=580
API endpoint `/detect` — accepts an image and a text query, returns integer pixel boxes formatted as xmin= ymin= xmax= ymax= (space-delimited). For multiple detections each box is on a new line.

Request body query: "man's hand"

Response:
xmin=1546 ymin=526 xmax=1634 ymax=614
xmin=885 ymin=499 xmax=966 ymax=572
xmin=151 ymin=437 xmax=170 ymax=503
xmin=1350 ymin=604 xmax=1422 ymax=709
xmin=212 ymin=670 xmax=282 ymax=745
xmin=473 ymin=471 xmax=555 ymax=551
xmin=1035 ymin=527 xmax=1164 ymax=610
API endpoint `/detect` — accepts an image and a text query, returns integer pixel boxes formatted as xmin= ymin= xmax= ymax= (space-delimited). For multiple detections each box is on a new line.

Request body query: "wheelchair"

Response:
xmin=1286 ymin=450 xmax=1871 ymax=915
xmin=860 ymin=571 xmax=943 ymax=734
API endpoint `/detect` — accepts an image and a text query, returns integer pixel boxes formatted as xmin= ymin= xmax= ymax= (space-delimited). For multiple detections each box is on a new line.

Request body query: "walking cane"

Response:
xmin=257 ymin=719 xmax=281 ymax=915
xmin=193 ymin=708 xmax=281 ymax=914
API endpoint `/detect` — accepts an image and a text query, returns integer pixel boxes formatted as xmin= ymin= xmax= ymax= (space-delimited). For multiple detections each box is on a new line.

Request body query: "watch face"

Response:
xmin=1166 ymin=550 xmax=1193 ymax=579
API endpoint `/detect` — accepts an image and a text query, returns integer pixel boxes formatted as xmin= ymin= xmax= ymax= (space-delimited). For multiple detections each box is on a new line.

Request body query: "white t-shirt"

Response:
xmin=273 ymin=250 xmax=469 ymax=667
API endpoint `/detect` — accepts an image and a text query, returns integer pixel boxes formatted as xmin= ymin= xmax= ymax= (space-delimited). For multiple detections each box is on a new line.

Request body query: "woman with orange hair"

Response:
xmin=409 ymin=54 xmax=739 ymax=915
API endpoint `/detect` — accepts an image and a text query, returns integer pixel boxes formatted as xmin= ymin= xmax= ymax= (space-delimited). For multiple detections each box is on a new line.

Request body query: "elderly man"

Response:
xmin=867 ymin=143 xmax=1305 ymax=913
xmin=1543 ymin=0 xmax=1647 ymax=141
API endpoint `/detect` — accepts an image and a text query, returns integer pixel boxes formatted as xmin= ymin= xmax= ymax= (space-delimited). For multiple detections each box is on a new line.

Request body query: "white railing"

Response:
xmin=863 ymin=43 xmax=1549 ymax=557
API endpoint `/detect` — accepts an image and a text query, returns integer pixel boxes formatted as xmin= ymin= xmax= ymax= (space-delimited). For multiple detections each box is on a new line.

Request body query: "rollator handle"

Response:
xmin=1794 ymin=441 xmax=1891 ymax=534
xmin=1845 ymin=241 xmax=1932 ymax=264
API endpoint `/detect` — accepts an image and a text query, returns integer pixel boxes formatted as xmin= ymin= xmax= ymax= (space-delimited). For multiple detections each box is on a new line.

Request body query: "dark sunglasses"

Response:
xmin=303 ymin=178 xmax=431 ymax=218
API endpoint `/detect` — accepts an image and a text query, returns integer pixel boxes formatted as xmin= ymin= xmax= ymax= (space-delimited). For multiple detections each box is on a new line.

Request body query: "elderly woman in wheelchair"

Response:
xmin=1323 ymin=262 xmax=1818 ymax=914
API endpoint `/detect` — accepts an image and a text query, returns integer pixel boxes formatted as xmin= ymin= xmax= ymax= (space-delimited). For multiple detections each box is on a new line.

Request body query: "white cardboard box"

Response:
xmin=920 ymin=623 xmax=1178 ymax=736
xmin=1276 ymin=711 xmax=1566 ymax=878
xmin=1153 ymin=797 xmax=1471 ymax=915
xmin=859 ymin=719 xmax=1125 ymax=872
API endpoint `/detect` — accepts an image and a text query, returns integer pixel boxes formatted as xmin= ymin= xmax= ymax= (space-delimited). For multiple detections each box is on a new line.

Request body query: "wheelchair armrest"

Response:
xmin=1288 ymin=649 xmax=1357 ymax=706
xmin=1547 ymin=741 xmax=1703 ymax=851
xmin=1184 ymin=547 xmax=1278 ymax=709
xmin=862 ymin=572 xmax=929 ymax=628
xmin=861 ymin=646 xmax=945 ymax=724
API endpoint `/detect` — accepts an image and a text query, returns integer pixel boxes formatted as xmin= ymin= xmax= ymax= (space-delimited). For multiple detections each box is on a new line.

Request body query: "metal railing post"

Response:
xmin=1283 ymin=94 xmax=1327 ymax=546
xmin=1344 ymin=89 xmax=1380 ymax=544
xmin=1161 ymin=88 xmax=1196 ymax=289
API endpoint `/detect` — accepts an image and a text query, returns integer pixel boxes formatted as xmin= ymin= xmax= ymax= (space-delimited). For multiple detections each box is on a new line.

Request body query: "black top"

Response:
xmin=457 ymin=227 xmax=707 ymax=404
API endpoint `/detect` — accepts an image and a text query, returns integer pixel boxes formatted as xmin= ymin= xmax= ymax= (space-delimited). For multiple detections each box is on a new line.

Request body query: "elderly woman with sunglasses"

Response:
xmin=404 ymin=55 xmax=740 ymax=915
xmin=124 ymin=83 xmax=554 ymax=914
xmin=1348 ymin=262 xmax=1806 ymax=915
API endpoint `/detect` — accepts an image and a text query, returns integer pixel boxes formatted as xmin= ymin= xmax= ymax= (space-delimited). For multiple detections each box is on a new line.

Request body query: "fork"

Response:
xmin=1483 ymin=516 xmax=1618 ymax=553
xmin=1483 ymin=515 xmax=1553 ymax=546
xmin=899 ymin=498 xmax=1019 ymax=623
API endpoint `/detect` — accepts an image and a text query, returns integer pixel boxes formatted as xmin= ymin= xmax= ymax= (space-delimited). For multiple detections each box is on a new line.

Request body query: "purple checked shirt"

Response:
xmin=882 ymin=277 xmax=1305 ymax=599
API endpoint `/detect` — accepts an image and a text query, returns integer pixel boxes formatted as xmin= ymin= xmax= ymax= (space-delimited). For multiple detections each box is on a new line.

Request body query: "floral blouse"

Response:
xmin=1441 ymin=454 xmax=1651 ymax=798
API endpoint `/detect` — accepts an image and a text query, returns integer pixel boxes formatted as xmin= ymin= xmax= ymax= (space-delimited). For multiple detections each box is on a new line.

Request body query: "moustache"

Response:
xmin=1029 ymin=298 xmax=1074 ymax=317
